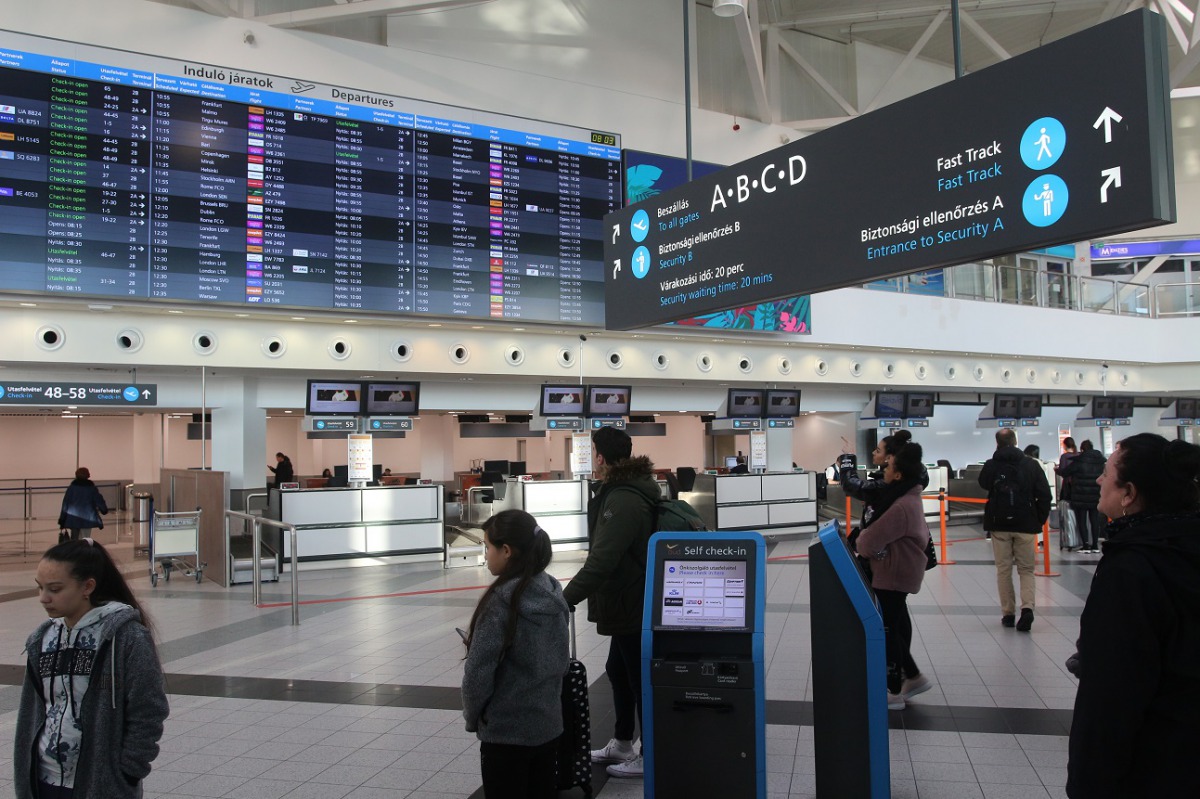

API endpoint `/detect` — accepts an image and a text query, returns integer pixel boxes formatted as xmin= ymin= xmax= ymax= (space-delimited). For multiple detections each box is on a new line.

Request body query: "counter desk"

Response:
xmin=487 ymin=477 xmax=591 ymax=551
xmin=268 ymin=484 xmax=444 ymax=569
xmin=685 ymin=471 xmax=818 ymax=537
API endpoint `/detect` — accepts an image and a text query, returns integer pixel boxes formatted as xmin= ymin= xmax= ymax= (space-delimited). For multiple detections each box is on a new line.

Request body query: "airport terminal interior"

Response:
xmin=2 ymin=0 xmax=1200 ymax=797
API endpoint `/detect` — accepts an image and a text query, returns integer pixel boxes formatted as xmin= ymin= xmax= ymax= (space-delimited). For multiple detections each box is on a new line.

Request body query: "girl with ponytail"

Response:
xmin=462 ymin=509 xmax=569 ymax=798
xmin=15 ymin=539 xmax=168 ymax=799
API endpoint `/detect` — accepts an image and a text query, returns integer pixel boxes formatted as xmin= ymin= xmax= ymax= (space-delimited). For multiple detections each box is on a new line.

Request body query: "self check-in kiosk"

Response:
xmin=642 ymin=531 xmax=766 ymax=799
xmin=809 ymin=520 xmax=890 ymax=798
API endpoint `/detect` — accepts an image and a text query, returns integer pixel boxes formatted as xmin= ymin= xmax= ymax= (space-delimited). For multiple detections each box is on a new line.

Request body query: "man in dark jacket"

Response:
xmin=979 ymin=429 xmax=1052 ymax=631
xmin=1058 ymin=439 xmax=1106 ymax=553
xmin=562 ymin=426 xmax=658 ymax=779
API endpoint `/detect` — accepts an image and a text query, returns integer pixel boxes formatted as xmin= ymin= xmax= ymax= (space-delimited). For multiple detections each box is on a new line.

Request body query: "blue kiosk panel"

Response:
xmin=642 ymin=531 xmax=766 ymax=799
xmin=809 ymin=520 xmax=889 ymax=798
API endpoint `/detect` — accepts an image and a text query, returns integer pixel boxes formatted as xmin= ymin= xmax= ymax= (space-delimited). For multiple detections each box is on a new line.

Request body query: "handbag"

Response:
xmin=1059 ymin=503 xmax=1080 ymax=551
xmin=58 ymin=528 xmax=71 ymax=544
xmin=924 ymin=534 xmax=938 ymax=570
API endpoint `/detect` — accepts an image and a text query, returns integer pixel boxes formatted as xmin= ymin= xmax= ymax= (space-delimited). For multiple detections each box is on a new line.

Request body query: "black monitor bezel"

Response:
xmin=726 ymin=388 xmax=765 ymax=419
xmin=873 ymin=392 xmax=906 ymax=419
xmin=538 ymin=384 xmax=585 ymax=417
xmin=1175 ymin=397 xmax=1198 ymax=418
xmin=993 ymin=393 xmax=1021 ymax=419
xmin=364 ymin=381 xmax=420 ymax=416
xmin=585 ymin=384 xmax=632 ymax=417
xmin=1092 ymin=396 xmax=1116 ymax=418
xmin=764 ymin=389 xmax=801 ymax=418
xmin=904 ymin=391 xmax=935 ymax=419
xmin=1016 ymin=394 xmax=1043 ymax=419
xmin=1111 ymin=395 xmax=1135 ymax=419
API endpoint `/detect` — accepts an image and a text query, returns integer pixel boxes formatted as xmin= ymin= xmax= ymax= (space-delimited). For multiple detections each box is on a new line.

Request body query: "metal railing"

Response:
xmin=224 ymin=509 xmax=299 ymax=625
xmin=867 ymin=263 xmax=1198 ymax=318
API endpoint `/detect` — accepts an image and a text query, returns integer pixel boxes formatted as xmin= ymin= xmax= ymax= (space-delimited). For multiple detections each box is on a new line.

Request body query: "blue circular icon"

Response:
xmin=630 ymin=209 xmax=650 ymax=243
xmin=1021 ymin=117 xmax=1065 ymax=170
xmin=549 ymin=419 xmax=558 ymax=429
xmin=372 ymin=420 xmax=381 ymax=429
xmin=122 ymin=386 xmax=139 ymax=402
xmin=316 ymin=420 xmax=326 ymax=430
xmin=632 ymin=246 xmax=650 ymax=280
xmin=0 ymin=386 xmax=5 ymax=400
xmin=668 ymin=566 xmax=676 ymax=574
xmin=1022 ymin=174 xmax=1068 ymax=227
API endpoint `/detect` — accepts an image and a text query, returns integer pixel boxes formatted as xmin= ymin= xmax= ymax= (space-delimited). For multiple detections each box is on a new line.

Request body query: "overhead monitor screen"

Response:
xmin=726 ymin=388 xmax=764 ymax=419
xmin=364 ymin=382 xmax=419 ymax=416
xmin=874 ymin=392 xmax=905 ymax=419
xmin=585 ymin=385 xmax=631 ymax=417
xmin=1175 ymin=398 xmax=1197 ymax=418
xmin=0 ymin=31 xmax=622 ymax=325
xmin=764 ymin=389 xmax=801 ymax=418
xmin=1017 ymin=395 xmax=1043 ymax=418
xmin=904 ymin=392 xmax=934 ymax=418
xmin=1111 ymin=395 xmax=1135 ymax=418
xmin=306 ymin=380 xmax=362 ymax=415
xmin=539 ymin=385 xmax=584 ymax=417
xmin=994 ymin=394 xmax=1020 ymax=418
xmin=657 ymin=559 xmax=748 ymax=631
xmin=1092 ymin=396 xmax=1116 ymax=418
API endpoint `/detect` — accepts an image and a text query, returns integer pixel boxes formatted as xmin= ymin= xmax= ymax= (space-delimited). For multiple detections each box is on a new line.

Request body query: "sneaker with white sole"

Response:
xmin=606 ymin=753 xmax=644 ymax=778
xmin=901 ymin=674 xmax=932 ymax=700
xmin=591 ymin=738 xmax=634 ymax=764
xmin=887 ymin=691 xmax=905 ymax=710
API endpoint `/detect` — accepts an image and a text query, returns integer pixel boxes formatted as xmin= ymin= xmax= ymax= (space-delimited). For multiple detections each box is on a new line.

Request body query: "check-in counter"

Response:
xmin=685 ymin=471 xmax=818 ymax=537
xmin=268 ymin=484 xmax=444 ymax=569
xmin=492 ymin=477 xmax=590 ymax=550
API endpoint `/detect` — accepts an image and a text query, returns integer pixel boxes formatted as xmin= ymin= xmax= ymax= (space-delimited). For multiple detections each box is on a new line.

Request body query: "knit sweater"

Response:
xmin=15 ymin=604 xmax=169 ymax=799
xmin=462 ymin=571 xmax=569 ymax=746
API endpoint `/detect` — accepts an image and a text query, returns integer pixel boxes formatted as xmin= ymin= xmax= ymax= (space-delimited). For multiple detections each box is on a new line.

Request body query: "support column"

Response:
xmin=210 ymin=375 xmax=267 ymax=492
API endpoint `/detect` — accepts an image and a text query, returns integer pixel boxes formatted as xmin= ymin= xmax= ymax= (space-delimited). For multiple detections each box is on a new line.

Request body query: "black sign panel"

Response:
xmin=603 ymin=11 xmax=1173 ymax=330
xmin=0 ymin=381 xmax=156 ymax=406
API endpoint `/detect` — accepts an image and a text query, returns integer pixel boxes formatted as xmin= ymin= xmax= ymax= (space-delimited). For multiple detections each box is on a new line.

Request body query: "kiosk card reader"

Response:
xmin=809 ymin=520 xmax=890 ymax=798
xmin=642 ymin=531 xmax=766 ymax=799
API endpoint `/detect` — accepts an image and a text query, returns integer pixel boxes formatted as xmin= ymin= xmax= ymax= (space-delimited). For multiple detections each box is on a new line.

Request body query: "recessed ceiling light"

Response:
xmin=235 ymin=313 xmax=250 ymax=318
xmin=284 ymin=410 xmax=292 ymax=413
xmin=167 ymin=310 xmax=183 ymax=314
xmin=19 ymin=302 xmax=38 ymax=307
xmin=344 ymin=319 xmax=357 ymax=323
xmin=428 ymin=323 xmax=442 ymax=328
xmin=291 ymin=316 xmax=305 ymax=321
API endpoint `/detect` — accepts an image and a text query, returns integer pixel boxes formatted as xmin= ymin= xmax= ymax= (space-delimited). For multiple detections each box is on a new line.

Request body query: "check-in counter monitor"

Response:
xmin=642 ymin=531 xmax=766 ymax=799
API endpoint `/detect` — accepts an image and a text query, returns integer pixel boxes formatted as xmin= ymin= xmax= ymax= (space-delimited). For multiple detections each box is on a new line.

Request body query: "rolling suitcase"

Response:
xmin=557 ymin=608 xmax=592 ymax=796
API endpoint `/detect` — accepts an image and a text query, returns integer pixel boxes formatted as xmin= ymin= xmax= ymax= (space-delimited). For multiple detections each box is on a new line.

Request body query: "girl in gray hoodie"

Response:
xmin=462 ymin=510 xmax=569 ymax=799
xmin=15 ymin=539 xmax=169 ymax=799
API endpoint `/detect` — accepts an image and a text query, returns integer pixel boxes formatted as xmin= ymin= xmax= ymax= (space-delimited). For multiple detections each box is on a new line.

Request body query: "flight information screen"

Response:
xmin=0 ymin=34 xmax=622 ymax=325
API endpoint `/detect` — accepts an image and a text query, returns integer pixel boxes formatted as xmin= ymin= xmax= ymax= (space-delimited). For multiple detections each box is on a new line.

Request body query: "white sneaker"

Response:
xmin=887 ymin=691 xmax=905 ymax=710
xmin=606 ymin=753 xmax=644 ymax=778
xmin=590 ymin=738 xmax=634 ymax=764
xmin=901 ymin=674 xmax=932 ymax=700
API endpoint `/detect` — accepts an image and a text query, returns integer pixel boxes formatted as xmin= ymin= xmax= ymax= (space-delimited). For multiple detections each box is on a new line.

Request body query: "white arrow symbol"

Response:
xmin=612 ymin=259 xmax=621 ymax=279
xmin=1093 ymin=107 xmax=1123 ymax=143
xmin=141 ymin=390 xmax=151 ymax=399
xmin=611 ymin=224 xmax=620 ymax=244
xmin=1100 ymin=167 xmax=1122 ymax=203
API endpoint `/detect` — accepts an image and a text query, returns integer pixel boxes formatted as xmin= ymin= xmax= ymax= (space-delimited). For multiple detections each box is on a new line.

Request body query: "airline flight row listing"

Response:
xmin=0 ymin=63 xmax=621 ymax=324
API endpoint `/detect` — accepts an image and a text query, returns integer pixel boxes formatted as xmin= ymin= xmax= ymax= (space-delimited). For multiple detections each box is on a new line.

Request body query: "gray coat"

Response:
xmin=462 ymin=571 xmax=569 ymax=746
xmin=14 ymin=606 xmax=169 ymax=799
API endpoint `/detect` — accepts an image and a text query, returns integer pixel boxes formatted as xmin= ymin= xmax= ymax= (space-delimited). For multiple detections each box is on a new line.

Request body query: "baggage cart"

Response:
xmin=149 ymin=508 xmax=206 ymax=586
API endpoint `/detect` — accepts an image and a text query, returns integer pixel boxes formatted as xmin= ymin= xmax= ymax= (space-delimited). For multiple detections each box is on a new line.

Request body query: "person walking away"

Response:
xmin=462 ymin=510 xmax=568 ymax=799
xmin=979 ymin=429 xmax=1052 ymax=631
xmin=268 ymin=452 xmax=293 ymax=488
xmin=853 ymin=441 xmax=935 ymax=710
xmin=1066 ymin=434 xmax=1200 ymax=798
xmin=1058 ymin=440 xmax=1106 ymax=553
xmin=562 ymin=426 xmax=659 ymax=779
xmin=57 ymin=467 xmax=108 ymax=542
xmin=15 ymin=538 xmax=169 ymax=799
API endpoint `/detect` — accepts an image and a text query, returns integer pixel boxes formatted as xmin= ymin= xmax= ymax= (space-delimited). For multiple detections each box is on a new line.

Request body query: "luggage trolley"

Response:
xmin=149 ymin=508 xmax=206 ymax=586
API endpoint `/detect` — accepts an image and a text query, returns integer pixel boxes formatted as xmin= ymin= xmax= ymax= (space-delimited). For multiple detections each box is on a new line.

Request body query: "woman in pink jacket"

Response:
xmin=855 ymin=441 xmax=934 ymax=710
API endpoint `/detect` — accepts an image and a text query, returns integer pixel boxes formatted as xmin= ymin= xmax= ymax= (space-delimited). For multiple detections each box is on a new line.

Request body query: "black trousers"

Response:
xmin=37 ymin=783 xmax=75 ymax=799
xmin=1072 ymin=505 xmax=1105 ymax=549
xmin=606 ymin=632 xmax=642 ymax=743
xmin=875 ymin=588 xmax=919 ymax=695
xmin=479 ymin=738 xmax=559 ymax=799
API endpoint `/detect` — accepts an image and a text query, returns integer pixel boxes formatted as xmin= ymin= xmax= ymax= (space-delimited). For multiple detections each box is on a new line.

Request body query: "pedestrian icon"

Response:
xmin=1021 ymin=117 xmax=1065 ymax=170
xmin=632 ymin=246 xmax=650 ymax=279
xmin=1022 ymin=174 xmax=1069 ymax=227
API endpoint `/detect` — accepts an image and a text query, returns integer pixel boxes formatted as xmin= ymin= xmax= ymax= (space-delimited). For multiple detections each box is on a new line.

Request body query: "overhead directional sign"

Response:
xmin=602 ymin=10 xmax=1174 ymax=330
xmin=0 ymin=382 xmax=157 ymax=406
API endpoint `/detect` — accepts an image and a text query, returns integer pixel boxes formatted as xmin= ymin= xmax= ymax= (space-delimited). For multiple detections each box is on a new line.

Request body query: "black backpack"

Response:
xmin=986 ymin=459 xmax=1032 ymax=530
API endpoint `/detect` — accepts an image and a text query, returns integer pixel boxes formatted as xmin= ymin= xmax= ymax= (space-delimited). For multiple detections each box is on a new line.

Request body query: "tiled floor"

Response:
xmin=0 ymin=514 xmax=1095 ymax=798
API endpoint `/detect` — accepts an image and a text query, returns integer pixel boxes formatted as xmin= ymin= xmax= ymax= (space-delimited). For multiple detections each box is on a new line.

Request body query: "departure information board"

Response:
xmin=0 ymin=33 xmax=622 ymax=325
xmin=602 ymin=10 xmax=1173 ymax=330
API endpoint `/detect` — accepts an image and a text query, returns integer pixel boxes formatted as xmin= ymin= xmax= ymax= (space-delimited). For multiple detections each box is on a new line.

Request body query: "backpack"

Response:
xmin=986 ymin=459 xmax=1032 ymax=530
xmin=650 ymin=496 xmax=709 ymax=533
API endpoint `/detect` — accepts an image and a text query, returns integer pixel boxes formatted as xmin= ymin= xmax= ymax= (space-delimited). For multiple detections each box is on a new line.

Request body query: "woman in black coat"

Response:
xmin=1066 ymin=433 xmax=1200 ymax=798
xmin=268 ymin=452 xmax=294 ymax=488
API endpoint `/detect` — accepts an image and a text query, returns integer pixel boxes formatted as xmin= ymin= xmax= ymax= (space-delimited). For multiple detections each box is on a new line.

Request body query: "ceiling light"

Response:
xmin=712 ymin=0 xmax=746 ymax=17
xmin=291 ymin=316 xmax=305 ymax=321
xmin=167 ymin=309 xmax=183 ymax=314
xmin=19 ymin=302 xmax=37 ymax=307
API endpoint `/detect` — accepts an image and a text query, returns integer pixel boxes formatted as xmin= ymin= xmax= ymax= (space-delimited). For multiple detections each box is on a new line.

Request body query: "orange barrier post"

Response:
xmin=1036 ymin=519 xmax=1060 ymax=577
xmin=937 ymin=489 xmax=955 ymax=565
xmin=844 ymin=495 xmax=853 ymax=534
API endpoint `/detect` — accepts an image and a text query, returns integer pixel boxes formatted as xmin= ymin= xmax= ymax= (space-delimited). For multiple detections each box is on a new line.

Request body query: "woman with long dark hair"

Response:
xmin=1067 ymin=433 xmax=1200 ymax=798
xmin=462 ymin=509 xmax=569 ymax=798
xmin=57 ymin=467 xmax=109 ymax=541
xmin=15 ymin=538 xmax=169 ymax=799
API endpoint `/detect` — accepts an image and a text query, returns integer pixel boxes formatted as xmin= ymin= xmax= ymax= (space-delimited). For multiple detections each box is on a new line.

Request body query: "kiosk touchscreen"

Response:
xmin=808 ymin=520 xmax=889 ymax=798
xmin=642 ymin=531 xmax=766 ymax=799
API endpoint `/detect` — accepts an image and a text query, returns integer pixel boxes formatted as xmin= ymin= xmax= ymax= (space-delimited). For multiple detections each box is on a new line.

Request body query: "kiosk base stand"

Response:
xmin=642 ymin=531 xmax=766 ymax=799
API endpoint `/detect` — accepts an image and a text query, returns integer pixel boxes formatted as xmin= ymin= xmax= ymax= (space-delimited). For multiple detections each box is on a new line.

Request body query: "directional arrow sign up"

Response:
xmin=602 ymin=10 xmax=1174 ymax=330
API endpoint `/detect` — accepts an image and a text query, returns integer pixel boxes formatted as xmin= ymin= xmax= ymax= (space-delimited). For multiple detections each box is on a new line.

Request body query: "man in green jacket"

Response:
xmin=562 ymin=426 xmax=659 ymax=779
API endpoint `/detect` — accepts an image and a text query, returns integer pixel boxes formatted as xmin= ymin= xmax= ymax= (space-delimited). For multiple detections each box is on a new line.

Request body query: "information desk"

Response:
xmin=489 ymin=478 xmax=590 ymax=549
xmin=268 ymin=484 xmax=443 ymax=568
xmin=685 ymin=472 xmax=817 ymax=537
